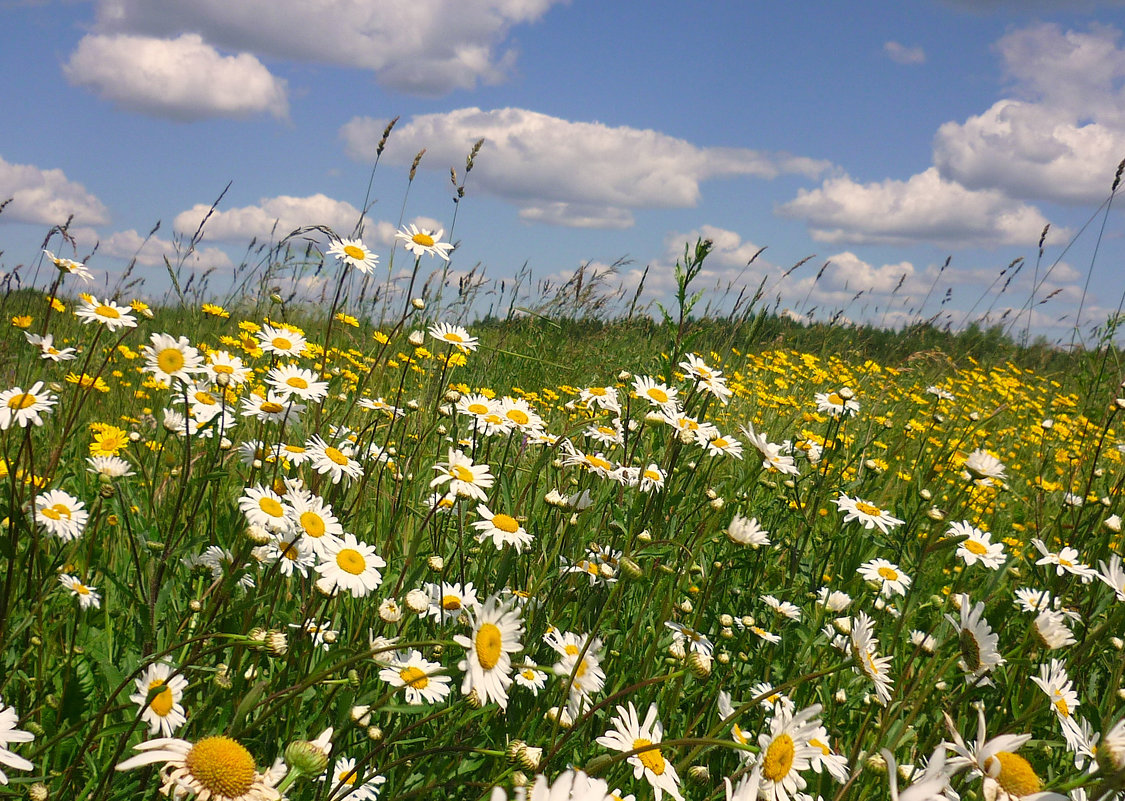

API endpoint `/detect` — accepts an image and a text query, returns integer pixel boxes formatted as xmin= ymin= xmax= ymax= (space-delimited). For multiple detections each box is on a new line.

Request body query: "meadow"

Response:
xmin=0 ymin=207 xmax=1124 ymax=801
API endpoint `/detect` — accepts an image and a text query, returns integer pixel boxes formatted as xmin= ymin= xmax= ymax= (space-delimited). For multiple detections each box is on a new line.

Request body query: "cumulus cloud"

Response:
xmin=884 ymin=41 xmax=925 ymax=65
xmin=778 ymin=167 xmax=1059 ymax=247
xmin=340 ymin=108 xmax=830 ymax=228
xmin=101 ymin=228 xmax=233 ymax=271
xmin=934 ymin=23 xmax=1125 ymax=205
xmin=0 ymin=155 xmax=109 ymax=226
xmin=172 ymin=194 xmax=362 ymax=243
xmin=64 ymin=33 xmax=288 ymax=121
xmin=85 ymin=0 xmax=564 ymax=96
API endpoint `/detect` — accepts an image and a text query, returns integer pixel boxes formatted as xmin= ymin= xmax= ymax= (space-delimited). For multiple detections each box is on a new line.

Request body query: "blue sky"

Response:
xmin=3 ymin=0 xmax=1125 ymax=343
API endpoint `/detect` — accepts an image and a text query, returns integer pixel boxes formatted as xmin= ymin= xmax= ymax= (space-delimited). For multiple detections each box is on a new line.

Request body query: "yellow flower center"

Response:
xmin=506 ymin=409 xmax=530 ymax=426
xmin=877 ymin=566 xmax=899 ymax=581
xmin=451 ymin=465 xmax=476 ymax=483
xmin=588 ymin=387 xmax=607 ymax=396
xmin=343 ymin=244 xmax=366 ymax=260
xmin=588 ymin=455 xmax=612 ymax=471
xmin=643 ymin=469 xmax=661 ymax=481
xmin=148 ymin=679 xmax=175 ymax=717
xmin=95 ymin=304 xmax=121 ymax=319
xmin=40 ymin=503 xmax=72 ymax=521
xmin=491 ymin=514 xmax=520 ymax=534
xmin=260 ymin=401 xmax=284 ymax=414
xmin=1059 ymin=557 xmax=1074 ymax=567
xmin=183 ymin=736 xmax=257 ymax=799
xmin=337 ymin=767 xmax=358 ymax=785
xmin=74 ymin=583 xmax=91 ymax=595
xmin=1054 ymin=698 xmax=1070 ymax=717
xmin=442 ymin=595 xmax=462 ymax=611
xmin=965 ymin=539 xmax=989 ymax=555
xmin=467 ymin=403 xmax=489 ymax=415
xmin=213 ymin=364 xmax=234 ymax=375
xmin=7 ymin=393 xmax=35 ymax=410
xmin=279 ymin=541 xmax=299 ymax=561
xmin=271 ymin=337 xmax=292 ymax=351
xmin=762 ymin=733 xmax=795 ymax=782
xmin=475 ymin=622 xmax=503 ymax=670
xmin=300 ymin=512 xmax=325 ymax=538
xmin=157 ymin=348 xmax=185 ymax=375
xmin=258 ymin=497 xmax=284 ymax=518
xmin=855 ymin=501 xmax=882 ymax=516
xmin=400 ymin=666 xmax=430 ymax=689
xmin=828 ymin=393 xmax=843 ymax=405
xmin=713 ymin=438 xmax=729 ymax=449
xmin=336 ymin=548 xmax=367 ymax=575
xmin=810 ymin=737 xmax=831 ymax=756
xmin=646 ymin=387 xmax=669 ymax=404
xmin=412 ymin=232 xmax=435 ymax=247
xmin=286 ymin=376 xmax=309 ymax=390
xmin=445 ymin=332 xmax=464 ymax=343
xmin=632 ymin=738 xmax=666 ymax=775
xmin=324 ymin=447 xmax=349 ymax=466
xmin=985 ymin=752 xmax=1042 ymax=796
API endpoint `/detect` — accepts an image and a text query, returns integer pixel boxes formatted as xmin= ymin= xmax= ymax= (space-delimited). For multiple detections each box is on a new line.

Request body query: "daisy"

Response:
xmin=963 ymin=448 xmax=1007 ymax=485
xmin=858 ymin=558 xmax=912 ymax=597
xmin=513 ymin=663 xmax=549 ymax=696
xmin=946 ymin=707 xmax=1067 ymax=801
xmin=129 ymin=662 xmax=188 ymax=738
xmin=204 ymin=351 xmax=251 ymax=387
xmin=1032 ymin=610 xmax=1076 ymax=649
xmin=632 ymin=375 xmax=679 ymax=412
xmin=44 ymin=249 xmax=93 ymax=282
xmin=396 ymin=223 xmax=454 ymax=261
xmin=258 ymin=534 xmax=315 ymax=578
xmin=315 ymin=533 xmax=386 ymax=598
xmin=240 ymin=391 xmax=305 ymax=425
xmin=425 ymin=581 xmax=481 ymax=623
xmin=74 ymin=296 xmax=137 ymax=331
xmin=948 ymin=520 xmax=1005 ymax=570
xmin=814 ymin=389 xmax=859 ymax=418
xmin=755 ymin=704 xmax=824 ymax=801
xmin=378 ymin=649 xmax=451 ymax=705
xmin=727 ymin=514 xmax=770 ymax=547
xmin=115 ymin=735 xmax=281 ymax=801
xmin=266 ymin=363 xmax=329 ymax=402
xmin=143 ymin=332 xmax=203 ymax=386
xmin=472 ymin=504 xmax=534 ymax=552
xmin=489 ymin=770 xmax=614 ymax=801
xmin=1013 ymin=588 xmax=1055 ymax=614
xmin=717 ymin=690 xmax=754 ymax=761
xmin=456 ymin=392 xmax=498 ymax=421
xmin=945 ymin=594 xmax=1004 ymax=684
xmin=850 ymin=611 xmax=894 ymax=705
xmin=496 ymin=396 xmax=543 ymax=433
xmin=1031 ymin=659 xmax=1080 ymax=722
xmin=24 ymin=332 xmax=76 ymax=361
xmin=1031 ymin=539 xmax=1096 ymax=582
xmin=34 ymin=489 xmax=89 ymax=541
xmin=579 ymin=385 xmax=620 ymax=414
xmin=1097 ymin=554 xmax=1125 ymax=601
xmin=323 ymin=756 xmax=385 ymax=801
xmin=287 ymin=493 xmax=343 ymax=557
xmin=596 ymin=702 xmax=684 ymax=801
xmin=58 ymin=573 xmax=101 ymax=609
xmin=327 ymin=237 xmax=379 ymax=275
xmin=257 ymin=325 xmax=308 ymax=358
xmin=816 ymin=588 xmax=852 ymax=612
xmin=806 ymin=725 xmax=849 ymax=783
xmin=638 ymin=464 xmax=665 ymax=493
xmin=238 ymin=485 xmax=293 ymax=532
xmin=762 ymin=595 xmax=802 ymax=622
xmin=835 ymin=494 xmax=905 ymax=534
xmin=0 ymin=381 xmax=57 ymax=429
xmin=453 ymin=594 xmax=524 ymax=710
xmin=0 ymin=700 xmax=35 ymax=786
xmin=545 ymin=630 xmax=606 ymax=713
xmin=883 ymin=746 xmax=953 ymax=801
xmin=701 ymin=432 xmax=743 ymax=459
xmin=741 ymin=423 xmax=800 ymax=476
xmin=305 ymin=436 xmax=363 ymax=485
xmin=428 ymin=323 xmax=478 ymax=351
xmin=431 ymin=448 xmax=494 ymax=502
xmin=664 ymin=621 xmax=714 ymax=656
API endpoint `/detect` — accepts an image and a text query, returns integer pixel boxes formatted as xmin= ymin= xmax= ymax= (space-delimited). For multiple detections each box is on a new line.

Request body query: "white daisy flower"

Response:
xmin=266 ymin=363 xmax=329 ymax=402
xmin=948 ymin=520 xmax=1005 ymax=570
xmin=378 ymin=649 xmax=451 ymax=705
xmin=596 ymin=702 xmax=683 ymax=801
xmin=1031 ymin=538 xmax=1096 ymax=582
xmin=858 ymin=558 xmax=912 ymax=597
xmin=396 ymin=224 xmax=454 ymax=261
xmin=472 ymin=504 xmax=534 ymax=552
xmin=323 ymin=756 xmax=385 ymax=801
xmin=0 ymin=700 xmax=35 ymax=785
xmin=0 ymin=381 xmax=57 ymax=429
xmin=327 ymin=237 xmax=379 ymax=274
xmin=34 ymin=489 xmax=89 ymax=541
xmin=116 ymin=736 xmax=281 ymax=801
xmin=945 ymin=594 xmax=1004 ymax=684
xmin=314 ymin=533 xmax=386 ymax=598
xmin=424 ymin=581 xmax=481 ymax=624
xmin=58 ymin=573 xmax=101 ymax=609
xmin=431 ymin=448 xmax=494 ymax=502
xmin=129 ymin=662 xmax=188 ymax=738
xmin=257 ymin=325 xmax=308 ymax=358
xmin=453 ymin=595 xmax=524 ymax=710
xmin=727 ymin=514 xmax=770 ymax=547
xmin=305 ymin=436 xmax=363 ymax=484
xmin=428 ymin=322 xmax=478 ymax=351
xmin=850 ymin=611 xmax=893 ymax=705
xmin=74 ymin=296 xmax=137 ymax=331
xmin=754 ymin=704 xmax=825 ymax=801
xmin=836 ymin=494 xmax=905 ymax=535
xmin=142 ymin=332 xmax=203 ymax=386
xmin=1031 ymin=658 xmax=1080 ymax=722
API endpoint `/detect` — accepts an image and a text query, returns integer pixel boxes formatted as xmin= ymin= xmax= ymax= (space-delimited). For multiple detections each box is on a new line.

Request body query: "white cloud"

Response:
xmin=64 ymin=33 xmax=289 ymax=121
xmin=101 ymin=228 xmax=233 ymax=271
xmin=340 ymin=108 xmax=830 ymax=228
xmin=884 ymin=41 xmax=925 ymax=65
xmin=778 ymin=167 xmax=1059 ymax=247
xmin=0 ymin=155 xmax=109 ymax=226
xmin=87 ymin=0 xmax=564 ymax=96
xmin=934 ymin=23 xmax=1125 ymax=205
xmin=172 ymin=194 xmax=362 ymax=242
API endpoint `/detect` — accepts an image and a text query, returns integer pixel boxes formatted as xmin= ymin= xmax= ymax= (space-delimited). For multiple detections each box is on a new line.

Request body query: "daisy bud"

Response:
xmin=637 ymin=530 xmax=652 ymax=543
xmin=720 ymin=627 xmax=734 ymax=639
xmin=284 ymin=738 xmax=330 ymax=777
xmin=617 ymin=370 xmax=631 ymax=382
xmin=517 ymin=745 xmax=543 ymax=772
xmin=189 ymin=599 xmax=202 ymax=612
xmin=466 ymin=688 xmax=483 ymax=708
xmin=1042 ymin=418 xmax=1054 ymax=429
xmin=969 ymin=411 xmax=980 ymax=421
xmin=378 ymin=599 xmax=402 ymax=623
xmin=128 ymin=431 xmax=141 ymax=441
xmin=412 ymin=297 xmax=425 ymax=310
xmin=219 ymin=437 xmax=232 ymax=450
xmin=406 ymin=399 xmax=420 ymax=410
xmin=270 ymin=293 xmax=284 ymax=304
xmin=428 ymin=555 xmax=444 ymax=571
xmin=677 ymin=428 xmax=696 ymax=444
xmin=687 ymin=766 xmax=711 ymax=785
xmin=1112 ymin=636 xmax=1124 ymax=650
xmin=1116 ymin=398 xmax=1125 ymax=410
xmin=511 ymin=772 xmax=529 ymax=788
xmin=1105 ymin=514 xmax=1122 ymax=533
xmin=865 ymin=753 xmax=887 ymax=773
xmin=932 ymin=413 xmax=944 ymax=424
xmin=30 ymin=783 xmax=48 ymax=801
xmin=679 ymin=599 xmax=693 ymax=613
xmin=834 ymin=689 xmax=847 ymax=703
xmin=351 ymin=705 xmax=372 ymax=726
xmin=706 ymin=488 xmax=718 ymax=500
xmin=267 ymin=631 xmax=288 ymax=656
xmin=443 ymin=389 xmax=461 ymax=403
xmin=741 ymin=615 xmax=755 ymax=628
xmin=545 ymin=706 xmax=573 ymax=729
xmin=404 ymin=588 xmax=430 ymax=614
xmin=668 ymin=640 xmax=687 ymax=660
xmin=719 ymin=613 xmax=734 ymax=627
xmin=214 ymin=664 xmax=232 ymax=689
xmin=687 ymin=651 xmax=712 ymax=679
xmin=926 ymin=506 xmax=945 ymax=521
xmin=709 ymin=498 xmax=724 ymax=510
xmin=838 ymin=386 xmax=855 ymax=400
xmin=717 ymin=651 xmax=730 ymax=664
xmin=619 ymin=556 xmax=643 ymax=580
xmin=506 ymin=740 xmax=526 ymax=762
xmin=408 ymin=330 xmax=425 ymax=346
xmin=1118 ymin=688 xmax=1125 ymax=701
xmin=544 ymin=489 xmax=567 ymax=507
xmin=245 ymin=524 xmax=272 ymax=544
xmin=249 ymin=627 xmax=267 ymax=644
xmin=935 ymin=681 xmax=947 ymax=690
xmin=367 ymin=726 xmax=383 ymax=742
xmin=919 ymin=488 xmax=932 ymax=500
